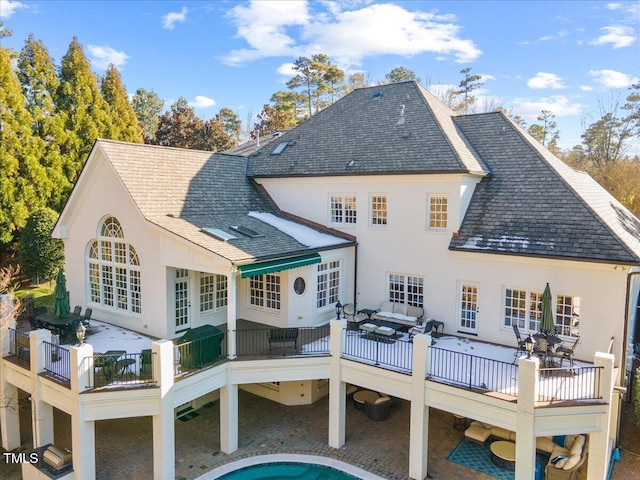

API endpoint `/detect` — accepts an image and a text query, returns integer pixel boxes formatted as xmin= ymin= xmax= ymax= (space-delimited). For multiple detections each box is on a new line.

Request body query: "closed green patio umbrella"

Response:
xmin=540 ymin=283 xmax=555 ymax=334
xmin=53 ymin=268 xmax=70 ymax=318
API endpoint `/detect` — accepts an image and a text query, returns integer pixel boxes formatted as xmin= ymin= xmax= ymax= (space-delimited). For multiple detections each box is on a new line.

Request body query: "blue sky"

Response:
xmin=1 ymin=0 xmax=639 ymax=151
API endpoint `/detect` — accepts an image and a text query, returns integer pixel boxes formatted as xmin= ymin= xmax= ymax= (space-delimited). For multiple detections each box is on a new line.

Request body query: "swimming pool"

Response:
xmin=218 ymin=461 xmax=358 ymax=479
xmin=196 ymin=453 xmax=386 ymax=480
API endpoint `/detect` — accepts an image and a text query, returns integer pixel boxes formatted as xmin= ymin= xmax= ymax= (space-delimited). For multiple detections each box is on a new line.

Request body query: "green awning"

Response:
xmin=239 ymin=253 xmax=321 ymax=278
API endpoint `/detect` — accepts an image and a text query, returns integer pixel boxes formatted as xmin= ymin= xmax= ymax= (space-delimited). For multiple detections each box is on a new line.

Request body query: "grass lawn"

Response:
xmin=14 ymin=281 xmax=56 ymax=312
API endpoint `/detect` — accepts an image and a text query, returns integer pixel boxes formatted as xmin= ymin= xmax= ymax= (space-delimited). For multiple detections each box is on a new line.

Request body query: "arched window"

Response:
xmin=88 ymin=217 xmax=141 ymax=314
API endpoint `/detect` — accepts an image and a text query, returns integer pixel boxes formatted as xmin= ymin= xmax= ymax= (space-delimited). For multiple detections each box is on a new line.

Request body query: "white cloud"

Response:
xmin=512 ymin=95 xmax=585 ymax=118
xmin=224 ymin=1 xmax=481 ymax=67
xmin=588 ymin=69 xmax=635 ymax=88
xmin=589 ymin=25 xmax=636 ymax=48
xmin=606 ymin=3 xmax=622 ymax=10
xmin=579 ymin=85 xmax=594 ymax=92
xmin=87 ymin=45 xmax=130 ymax=70
xmin=526 ymin=72 xmax=566 ymax=90
xmin=0 ymin=0 xmax=26 ymax=18
xmin=189 ymin=96 xmax=216 ymax=108
xmin=163 ymin=6 xmax=188 ymax=30
xmin=276 ymin=62 xmax=297 ymax=77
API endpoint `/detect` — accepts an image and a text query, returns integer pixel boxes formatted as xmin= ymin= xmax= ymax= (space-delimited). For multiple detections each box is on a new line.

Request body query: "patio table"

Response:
xmin=35 ymin=312 xmax=83 ymax=337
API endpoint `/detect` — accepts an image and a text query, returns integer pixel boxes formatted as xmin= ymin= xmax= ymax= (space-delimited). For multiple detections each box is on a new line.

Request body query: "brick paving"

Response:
xmin=3 ymin=388 xmax=496 ymax=480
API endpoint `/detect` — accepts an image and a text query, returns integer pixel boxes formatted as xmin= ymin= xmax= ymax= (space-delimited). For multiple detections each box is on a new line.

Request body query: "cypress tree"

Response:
xmin=101 ymin=64 xmax=143 ymax=143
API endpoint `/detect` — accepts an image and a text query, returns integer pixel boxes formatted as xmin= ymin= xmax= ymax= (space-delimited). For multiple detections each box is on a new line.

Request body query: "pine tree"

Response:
xmin=56 ymin=37 xmax=113 ymax=182
xmin=101 ymin=65 xmax=143 ymax=143
xmin=17 ymin=35 xmax=70 ymax=210
xmin=132 ymin=88 xmax=164 ymax=143
xmin=453 ymin=67 xmax=483 ymax=114
xmin=0 ymin=47 xmax=46 ymax=247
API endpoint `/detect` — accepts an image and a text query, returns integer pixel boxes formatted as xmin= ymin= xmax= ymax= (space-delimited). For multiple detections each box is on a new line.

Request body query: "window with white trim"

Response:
xmin=330 ymin=194 xmax=357 ymax=225
xmin=503 ymin=288 xmax=543 ymax=331
xmin=387 ymin=273 xmax=424 ymax=307
xmin=370 ymin=194 xmax=387 ymax=226
xmin=427 ymin=195 xmax=448 ymax=230
xmin=200 ymin=273 xmax=228 ymax=312
xmin=317 ymin=260 xmax=340 ymax=308
xmin=249 ymin=274 xmax=281 ymax=310
xmin=88 ymin=217 xmax=141 ymax=314
xmin=555 ymin=294 xmax=580 ymax=337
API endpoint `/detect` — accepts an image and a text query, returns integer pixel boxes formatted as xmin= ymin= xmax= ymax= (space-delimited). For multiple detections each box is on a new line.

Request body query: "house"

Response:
xmin=1 ymin=80 xmax=639 ymax=480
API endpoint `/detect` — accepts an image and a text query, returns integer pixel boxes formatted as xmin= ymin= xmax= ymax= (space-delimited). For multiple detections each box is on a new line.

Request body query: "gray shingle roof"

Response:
xmin=246 ymin=81 xmax=488 ymax=177
xmin=96 ymin=140 xmax=353 ymax=263
xmin=449 ymin=112 xmax=640 ymax=264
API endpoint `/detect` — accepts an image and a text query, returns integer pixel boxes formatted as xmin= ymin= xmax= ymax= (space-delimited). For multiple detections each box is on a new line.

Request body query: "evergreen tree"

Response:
xmin=132 ymin=88 xmax=164 ymax=143
xmin=287 ymin=54 xmax=344 ymax=117
xmin=18 ymin=207 xmax=64 ymax=284
xmin=384 ymin=66 xmax=420 ymax=84
xmin=453 ymin=67 xmax=483 ymax=114
xmin=101 ymin=64 xmax=143 ymax=143
xmin=0 ymin=47 xmax=47 ymax=248
xmin=527 ymin=110 xmax=560 ymax=155
xmin=17 ymin=35 xmax=70 ymax=210
xmin=215 ymin=107 xmax=242 ymax=144
xmin=56 ymin=37 xmax=113 ymax=183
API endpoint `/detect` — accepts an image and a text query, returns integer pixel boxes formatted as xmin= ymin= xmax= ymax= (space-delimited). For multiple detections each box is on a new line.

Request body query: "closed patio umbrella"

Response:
xmin=540 ymin=283 xmax=555 ymax=334
xmin=53 ymin=268 xmax=70 ymax=318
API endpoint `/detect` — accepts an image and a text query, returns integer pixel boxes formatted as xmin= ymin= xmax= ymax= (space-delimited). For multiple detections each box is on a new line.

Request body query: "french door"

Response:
xmin=458 ymin=283 xmax=478 ymax=334
xmin=175 ymin=268 xmax=190 ymax=330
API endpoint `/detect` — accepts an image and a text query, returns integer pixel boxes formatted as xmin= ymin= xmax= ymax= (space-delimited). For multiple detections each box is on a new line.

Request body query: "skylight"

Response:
xmin=201 ymin=228 xmax=237 ymax=242
xmin=271 ymin=142 xmax=289 ymax=155
xmin=230 ymin=225 xmax=264 ymax=238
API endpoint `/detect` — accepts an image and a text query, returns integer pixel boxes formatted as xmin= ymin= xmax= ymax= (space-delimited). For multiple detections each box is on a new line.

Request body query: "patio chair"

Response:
xmin=409 ymin=318 xmax=438 ymax=339
xmin=343 ymin=303 xmax=367 ymax=329
xmin=553 ymin=336 xmax=580 ymax=367
xmin=73 ymin=305 xmax=82 ymax=315
xmin=511 ymin=325 xmax=527 ymax=363
xmin=364 ymin=395 xmax=392 ymax=421
xmin=82 ymin=308 xmax=92 ymax=328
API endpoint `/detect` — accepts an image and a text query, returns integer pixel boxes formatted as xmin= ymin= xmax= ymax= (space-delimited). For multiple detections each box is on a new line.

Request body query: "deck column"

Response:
xmin=226 ymin=270 xmax=237 ymax=359
xmin=152 ymin=340 xmax=175 ymax=480
xmin=69 ymin=343 xmax=95 ymax=478
xmin=220 ymin=383 xmax=238 ymax=453
xmin=0 ymin=295 xmax=20 ymax=450
xmin=328 ymin=318 xmax=346 ymax=448
xmin=515 ymin=355 xmax=538 ymax=480
xmin=31 ymin=329 xmax=54 ymax=447
xmin=409 ymin=333 xmax=430 ymax=480
xmin=586 ymin=353 xmax=615 ymax=480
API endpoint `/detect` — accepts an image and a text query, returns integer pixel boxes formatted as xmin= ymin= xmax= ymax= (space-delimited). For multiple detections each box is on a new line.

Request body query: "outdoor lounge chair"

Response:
xmin=343 ymin=303 xmax=367 ymax=329
xmin=553 ymin=336 xmax=580 ymax=367
xmin=512 ymin=325 xmax=527 ymax=362
xmin=409 ymin=318 xmax=442 ymax=339
xmin=364 ymin=395 xmax=392 ymax=421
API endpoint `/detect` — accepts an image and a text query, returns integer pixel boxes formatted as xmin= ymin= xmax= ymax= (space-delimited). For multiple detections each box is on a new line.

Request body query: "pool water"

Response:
xmin=218 ymin=462 xmax=360 ymax=479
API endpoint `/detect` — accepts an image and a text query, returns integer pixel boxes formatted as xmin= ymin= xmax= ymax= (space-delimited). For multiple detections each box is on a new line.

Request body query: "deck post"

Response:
xmin=408 ymin=333 xmax=430 ymax=480
xmin=586 ymin=352 xmax=615 ymax=480
xmin=152 ymin=340 xmax=175 ymax=479
xmin=515 ymin=355 xmax=538 ymax=480
xmin=220 ymin=382 xmax=238 ymax=453
xmin=328 ymin=318 xmax=346 ymax=448
xmin=226 ymin=271 xmax=237 ymax=359
xmin=31 ymin=329 xmax=55 ymax=448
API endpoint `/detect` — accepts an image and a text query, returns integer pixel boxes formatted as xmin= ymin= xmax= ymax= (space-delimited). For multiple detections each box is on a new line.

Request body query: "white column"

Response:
xmin=31 ymin=329 xmax=54 ymax=447
xmin=152 ymin=340 xmax=175 ymax=480
xmin=515 ymin=355 xmax=539 ymax=480
xmin=408 ymin=333 xmax=430 ymax=480
xmin=586 ymin=352 xmax=615 ymax=480
xmin=69 ymin=343 xmax=95 ymax=478
xmin=0 ymin=382 xmax=20 ymax=450
xmin=220 ymin=383 xmax=238 ymax=453
xmin=328 ymin=318 xmax=346 ymax=449
xmin=226 ymin=270 xmax=237 ymax=359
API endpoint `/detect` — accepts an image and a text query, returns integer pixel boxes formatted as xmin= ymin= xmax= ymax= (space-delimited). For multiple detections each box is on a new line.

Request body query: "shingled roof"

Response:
xmin=449 ymin=112 xmax=640 ymax=264
xmin=95 ymin=140 xmax=353 ymax=264
xmin=246 ymin=81 xmax=488 ymax=177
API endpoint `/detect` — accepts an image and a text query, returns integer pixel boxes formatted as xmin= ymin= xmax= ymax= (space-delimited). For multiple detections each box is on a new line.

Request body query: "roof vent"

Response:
xmin=396 ymin=104 xmax=406 ymax=125
xmin=371 ymin=91 xmax=383 ymax=99
xmin=346 ymin=160 xmax=355 ymax=168
xmin=201 ymin=228 xmax=237 ymax=242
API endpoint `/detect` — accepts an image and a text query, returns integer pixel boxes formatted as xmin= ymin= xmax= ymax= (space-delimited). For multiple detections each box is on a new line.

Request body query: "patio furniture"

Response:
xmin=371 ymin=301 xmax=423 ymax=327
xmin=267 ymin=327 xmax=298 ymax=352
xmin=73 ymin=305 xmax=82 ymax=315
xmin=374 ymin=325 xmax=395 ymax=337
xmin=553 ymin=336 xmax=580 ymax=367
xmin=512 ymin=325 xmax=527 ymax=355
xmin=359 ymin=323 xmax=378 ymax=333
xmin=364 ymin=395 xmax=392 ymax=421
xmin=353 ymin=390 xmax=379 ymax=410
xmin=490 ymin=440 xmax=516 ymax=470
xmin=545 ymin=434 xmax=588 ymax=480
xmin=114 ymin=358 xmax=136 ymax=377
xmin=410 ymin=318 xmax=443 ymax=338
xmin=343 ymin=303 xmax=367 ymax=329
xmin=82 ymin=308 xmax=92 ymax=328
